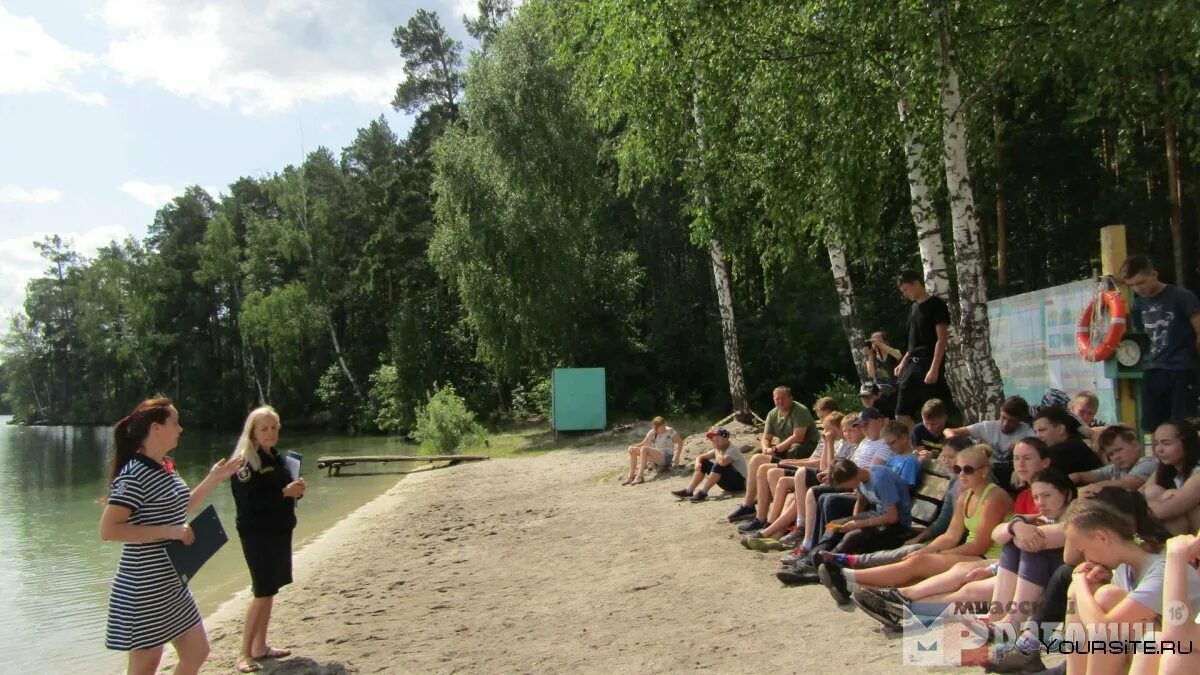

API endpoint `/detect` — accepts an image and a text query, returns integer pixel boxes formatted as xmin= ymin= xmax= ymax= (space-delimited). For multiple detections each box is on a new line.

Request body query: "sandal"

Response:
xmin=631 ymin=476 xmax=645 ymax=485
xmin=620 ymin=476 xmax=634 ymax=485
xmin=252 ymin=647 xmax=292 ymax=659
xmin=236 ymin=657 xmax=262 ymax=673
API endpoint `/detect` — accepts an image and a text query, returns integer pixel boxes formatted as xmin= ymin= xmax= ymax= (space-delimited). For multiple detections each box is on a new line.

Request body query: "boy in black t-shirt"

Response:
xmin=893 ymin=270 xmax=953 ymax=427
xmin=910 ymin=398 xmax=948 ymax=460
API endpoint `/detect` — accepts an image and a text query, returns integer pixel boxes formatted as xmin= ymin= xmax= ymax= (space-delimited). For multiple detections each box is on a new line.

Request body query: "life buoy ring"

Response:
xmin=1076 ymin=290 xmax=1127 ymax=362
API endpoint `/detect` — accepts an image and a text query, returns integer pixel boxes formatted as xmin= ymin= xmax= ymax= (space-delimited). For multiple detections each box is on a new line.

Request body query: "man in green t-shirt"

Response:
xmin=726 ymin=386 xmax=818 ymax=530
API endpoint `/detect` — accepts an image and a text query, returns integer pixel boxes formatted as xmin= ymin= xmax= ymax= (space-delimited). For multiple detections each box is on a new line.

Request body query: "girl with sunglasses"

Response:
xmin=817 ymin=445 xmax=1012 ymax=603
xmin=850 ymin=453 xmax=1061 ymax=628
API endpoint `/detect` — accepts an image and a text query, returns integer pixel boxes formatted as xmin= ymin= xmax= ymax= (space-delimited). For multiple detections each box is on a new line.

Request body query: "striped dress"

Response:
xmin=104 ymin=453 xmax=202 ymax=651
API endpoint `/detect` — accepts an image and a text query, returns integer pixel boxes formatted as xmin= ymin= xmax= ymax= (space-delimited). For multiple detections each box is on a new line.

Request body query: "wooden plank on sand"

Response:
xmin=316 ymin=454 xmax=489 ymax=476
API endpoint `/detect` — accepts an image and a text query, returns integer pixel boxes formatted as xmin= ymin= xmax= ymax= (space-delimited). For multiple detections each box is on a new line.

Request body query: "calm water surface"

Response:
xmin=0 ymin=416 xmax=414 ymax=673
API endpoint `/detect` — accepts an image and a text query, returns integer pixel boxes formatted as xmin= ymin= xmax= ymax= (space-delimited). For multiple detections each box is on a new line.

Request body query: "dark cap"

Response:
xmin=858 ymin=382 xmax=881 ymax=397
xmin=705 ymin=427 xmax=731 ymax=440
xmin=859 ymin=407 xmax=886 ymax=422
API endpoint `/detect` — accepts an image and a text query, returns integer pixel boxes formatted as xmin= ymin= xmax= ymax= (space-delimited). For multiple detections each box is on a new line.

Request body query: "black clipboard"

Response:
xmin=165 ymin=505 xmax=228 ymax=585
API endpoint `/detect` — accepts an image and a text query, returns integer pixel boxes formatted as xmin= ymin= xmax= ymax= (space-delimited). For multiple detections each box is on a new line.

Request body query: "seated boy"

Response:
xmin=1072 ymin=423 xmax=1157 ymax=496
xmin=670 ymin=427 xmax=747 ymax=501
xmin=910 ymin=398 xmax=948 ymax=460
xmin=883 ymin=419 xmax=922 ymax=492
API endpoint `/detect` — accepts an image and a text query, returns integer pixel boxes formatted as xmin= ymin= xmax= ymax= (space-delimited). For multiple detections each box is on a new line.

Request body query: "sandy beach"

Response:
xmin=182 ymin=435 xmax=951 ymax=674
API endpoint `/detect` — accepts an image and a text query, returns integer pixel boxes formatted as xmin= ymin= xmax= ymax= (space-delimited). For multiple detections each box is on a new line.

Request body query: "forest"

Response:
xmin=2 ymin=0 xmax=1197 ymax=431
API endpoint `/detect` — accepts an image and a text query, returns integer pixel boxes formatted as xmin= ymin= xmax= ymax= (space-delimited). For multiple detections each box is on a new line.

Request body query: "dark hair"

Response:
xmin=1013 ymin=436 xmax=1050 ymax=459
xmin=897 ymin=270 xmax=924 ymax=285
xmin=942 ymin=435 xmax=974 ymax=453
xmin=1029 ymin=467 xmax=1077 ymax=505
xmin=1153 ymin=418 xmax=1200 ymax=489
xmin=921 ymin=398 xmax=948 ymax=419
xmin=1000 ymin=395 xmax=1030 ymax=422
xmin=1119 ymin=255 xmax=1155 ymax=281
xmin=110 ymin=398 xmax=175 ymax=483
xmin=1034 ymin=406 xmax=1080 ymax=438
xmin=829 ymin=458 xmax=860 ymax=485
xmin=1066 ymin=486 xmax=1170 ymax=553
xmin=1096 ymin=424 xmax=1138 ymax=453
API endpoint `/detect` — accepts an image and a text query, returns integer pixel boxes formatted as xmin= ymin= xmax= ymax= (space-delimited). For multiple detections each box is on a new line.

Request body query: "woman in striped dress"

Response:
xmin=100 ymin=398 xmax=243 ymax=674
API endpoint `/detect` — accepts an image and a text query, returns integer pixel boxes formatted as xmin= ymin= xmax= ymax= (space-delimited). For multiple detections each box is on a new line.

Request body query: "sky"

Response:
xmin=0 ymin=0 xmax=481 ymax=317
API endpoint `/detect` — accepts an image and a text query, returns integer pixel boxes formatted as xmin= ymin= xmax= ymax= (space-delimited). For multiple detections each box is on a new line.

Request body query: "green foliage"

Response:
xmin=367 ymin=363 xmax=406 ymax=433
xmin=391 ymin=9 xmax=463 ymax=116
xmin=818 ymin=376 xmax=863 ymax=417
xmin=510 ymin=376 xmax=552 ymax=422
xmin=413 ymin=383 xmax=485 ymax=454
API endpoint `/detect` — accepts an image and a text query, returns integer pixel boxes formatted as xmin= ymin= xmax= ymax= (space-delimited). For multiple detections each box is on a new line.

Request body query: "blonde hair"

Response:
xmin=235 ymin=406 xmax=281 ymax=471
xmin=841 ymin=412 xmax=860 ymax=428
xmin=959 ymin=443 xmax=993 ymax=467
xmin=651 ymin=416 xmax=666 ymax=427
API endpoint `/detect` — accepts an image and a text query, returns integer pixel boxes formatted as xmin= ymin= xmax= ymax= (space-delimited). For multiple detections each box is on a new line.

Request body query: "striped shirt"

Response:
xmin=105 ymin=453 xmax=202 ymax=651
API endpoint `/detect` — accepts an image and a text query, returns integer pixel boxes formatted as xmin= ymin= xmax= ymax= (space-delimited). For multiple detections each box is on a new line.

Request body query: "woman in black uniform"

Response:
xmin=231 ymin=406 xmax=306 ymax=673
xmin=100 ymin=397 xmax=242 ymax=675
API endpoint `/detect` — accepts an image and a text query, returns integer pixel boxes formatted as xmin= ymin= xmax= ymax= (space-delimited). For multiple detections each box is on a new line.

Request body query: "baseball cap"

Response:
xmin=705 ymin=427 xmax=731 ymax=440
xmin=859 ymin=407 xmax=885 ymax=421
xmin=858 ymin=382 xmax=881 ymax=397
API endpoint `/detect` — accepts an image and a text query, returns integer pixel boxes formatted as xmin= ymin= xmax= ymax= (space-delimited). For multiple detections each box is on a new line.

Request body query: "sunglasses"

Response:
xmin=952 ymin=464 xmax=984 ymax=475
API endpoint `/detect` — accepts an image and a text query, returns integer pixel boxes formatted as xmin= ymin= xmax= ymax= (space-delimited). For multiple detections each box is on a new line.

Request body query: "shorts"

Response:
xmin=699 ymin=458 xmax=747 ymax=493
xmin=1141 ymin=368 xmax=1197 ymax=432
xmin=895 ymin=356 xmax=951 ymax=419
xmin=797 ymin=467 xmax=821 ymax=488
xmin=781 ymin=465 xmax=799 ymax=477
xmin=239 ymin=530 xmax=294 ymax=598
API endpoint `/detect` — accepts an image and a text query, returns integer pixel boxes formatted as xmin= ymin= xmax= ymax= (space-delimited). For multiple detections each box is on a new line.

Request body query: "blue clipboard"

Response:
xmin=165 ymin=505 xmax=228 ymax=585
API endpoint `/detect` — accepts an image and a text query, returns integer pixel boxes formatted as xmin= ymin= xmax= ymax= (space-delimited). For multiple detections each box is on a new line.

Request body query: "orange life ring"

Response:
xmin=1076 ymin=290 xmax=1127 ymax=362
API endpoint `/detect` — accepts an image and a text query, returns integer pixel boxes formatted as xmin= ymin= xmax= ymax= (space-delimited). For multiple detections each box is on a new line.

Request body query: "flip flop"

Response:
xmin=252 ymin=647 xmax=292 ymax=659
xmin=236 ymin=658 xmax=262 ymax=673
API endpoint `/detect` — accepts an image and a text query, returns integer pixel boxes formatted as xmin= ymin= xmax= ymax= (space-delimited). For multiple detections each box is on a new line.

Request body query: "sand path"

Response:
xmin=190 ymin=443 xmax=949 ymax=674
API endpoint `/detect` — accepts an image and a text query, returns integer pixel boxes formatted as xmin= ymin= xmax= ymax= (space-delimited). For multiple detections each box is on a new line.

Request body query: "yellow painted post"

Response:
xmin=1099 ymin=225 xmax=1138 ymax=429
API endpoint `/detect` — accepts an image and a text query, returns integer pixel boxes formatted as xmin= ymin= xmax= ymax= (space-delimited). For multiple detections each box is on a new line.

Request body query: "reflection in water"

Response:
xmin=0 ymin=417 xmax=410 ymax=672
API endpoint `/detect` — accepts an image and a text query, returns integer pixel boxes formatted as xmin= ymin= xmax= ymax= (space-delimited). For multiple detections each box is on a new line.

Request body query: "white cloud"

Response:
xmin=0 ymin=225 xmax=129 ymax=316
xmin=0 ymin=5 xmax=106 ymax=105
xmin=98 ymin=0 xmax=410 ymax=115
xmin=120 ymin=181 xmax=179 ymax=207
xmin=0 ymin=186 xmax=65 ymax=204
xmin=455 ymin=0 xmax=479 ymax=19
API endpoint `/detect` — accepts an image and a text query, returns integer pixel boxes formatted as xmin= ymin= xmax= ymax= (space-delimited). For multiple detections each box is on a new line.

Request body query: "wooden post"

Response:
xmin=1100 ymin=225 xmax=1138 ymax=429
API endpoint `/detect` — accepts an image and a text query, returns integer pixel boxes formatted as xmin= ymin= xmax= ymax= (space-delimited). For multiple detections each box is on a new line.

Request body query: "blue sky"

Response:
xmin=0 ymin=0 xmax=480 ymax=316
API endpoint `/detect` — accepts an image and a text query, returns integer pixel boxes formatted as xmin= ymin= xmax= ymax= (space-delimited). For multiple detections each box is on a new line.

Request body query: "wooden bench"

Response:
xmin=316 ymin=454 xmax=489 ymax=476
xmin=911 ymin=464 xmax=952 ymax=529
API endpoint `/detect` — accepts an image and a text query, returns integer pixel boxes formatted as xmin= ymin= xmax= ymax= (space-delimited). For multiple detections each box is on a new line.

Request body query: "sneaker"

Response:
xmin=670 ymin=488 xmax=692 ymax=498
xmin=689 ymin=491 xmax=708 ymax=502
xmin=872 ymin=587 xmax=910 ymax=607
xmin=958 ymin=614 xmax=993 ymax=642
xmin=779 ymin=546 xmax=809 ymax=566
xmin=983 ymin=643 xmax=1045 ymax=673
xmin=745 ymin=537 xmax=785 ymax=552
xmin=817 ymin=563 xmax=851 ymax=605
xmin=816 ymin=550 xmax=853 ymax=568
xmin=775 ymin=562 xmax=819 ymax=585
xmin=739 ymin=532 xmax=764 ymax=548
xmin=778 ymin=529 xmax=805 ymax=548
xmin=726 ymin=504 xmax=756 ymax=523
xmin=851 ymin=588 xmax=903 ymax=630
xmin=736 ymin=517 xmax=766 ymax=533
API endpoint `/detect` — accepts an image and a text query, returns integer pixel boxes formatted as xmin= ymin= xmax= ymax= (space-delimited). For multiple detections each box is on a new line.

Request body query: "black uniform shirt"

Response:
xmin=231 ymin=447 xmax=297 ymax=534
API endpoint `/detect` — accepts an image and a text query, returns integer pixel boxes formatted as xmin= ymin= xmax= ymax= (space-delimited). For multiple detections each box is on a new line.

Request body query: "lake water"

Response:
xmin=0 ymin=416 xmax=414 ymax=673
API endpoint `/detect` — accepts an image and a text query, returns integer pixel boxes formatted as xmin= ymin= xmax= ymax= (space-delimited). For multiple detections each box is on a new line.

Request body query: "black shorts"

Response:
xmin=1141 ymin=368 xmax=1198 ymax=432
xmin=699 ymin=458 xmax=747 ymax=493
xmin=781 ymin=465 xmax=799 ymax=477
xmin=798 ymin=467 xmax=821 ymax=488
xmin=895 ymin=356 xmax=950 ymax=419
xmin=239 ymin=530 xmax=294 ymax=598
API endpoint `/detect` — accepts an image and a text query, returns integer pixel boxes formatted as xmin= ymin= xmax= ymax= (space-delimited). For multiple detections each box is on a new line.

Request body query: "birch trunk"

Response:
xmin=827 ymin=238 xmax=869 ymax=381
xmin=897 ymin=96 xmax=951 ymax=300
xmin=1161 ymin=70 xmax=1188 ymax=288
xmin=692 ymin=85 xmax=749 ymax=413
xmin=935 ymin=3 xmax=1006 ymax=421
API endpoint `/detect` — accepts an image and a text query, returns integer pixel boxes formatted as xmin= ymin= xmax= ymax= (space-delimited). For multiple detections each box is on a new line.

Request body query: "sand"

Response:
xmin=180 ymin=435 xmax=964 ymax=674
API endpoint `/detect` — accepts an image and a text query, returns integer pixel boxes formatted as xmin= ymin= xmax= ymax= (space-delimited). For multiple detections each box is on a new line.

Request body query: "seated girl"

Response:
xmin=1149 ymin=530 xmax=1200 ymax=675
xmin=816 ymin=444 xmax=1012 ymax=605
xmin=1061 ymin=492 xmax=1200 ymax=675
xmin=851 ymin=466 xmax=1071 ymax=631
xmin=621 ymin=416 xmax=682 ymax=485
xmin=1144 ymin=418 xmax=1200 ymax=534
